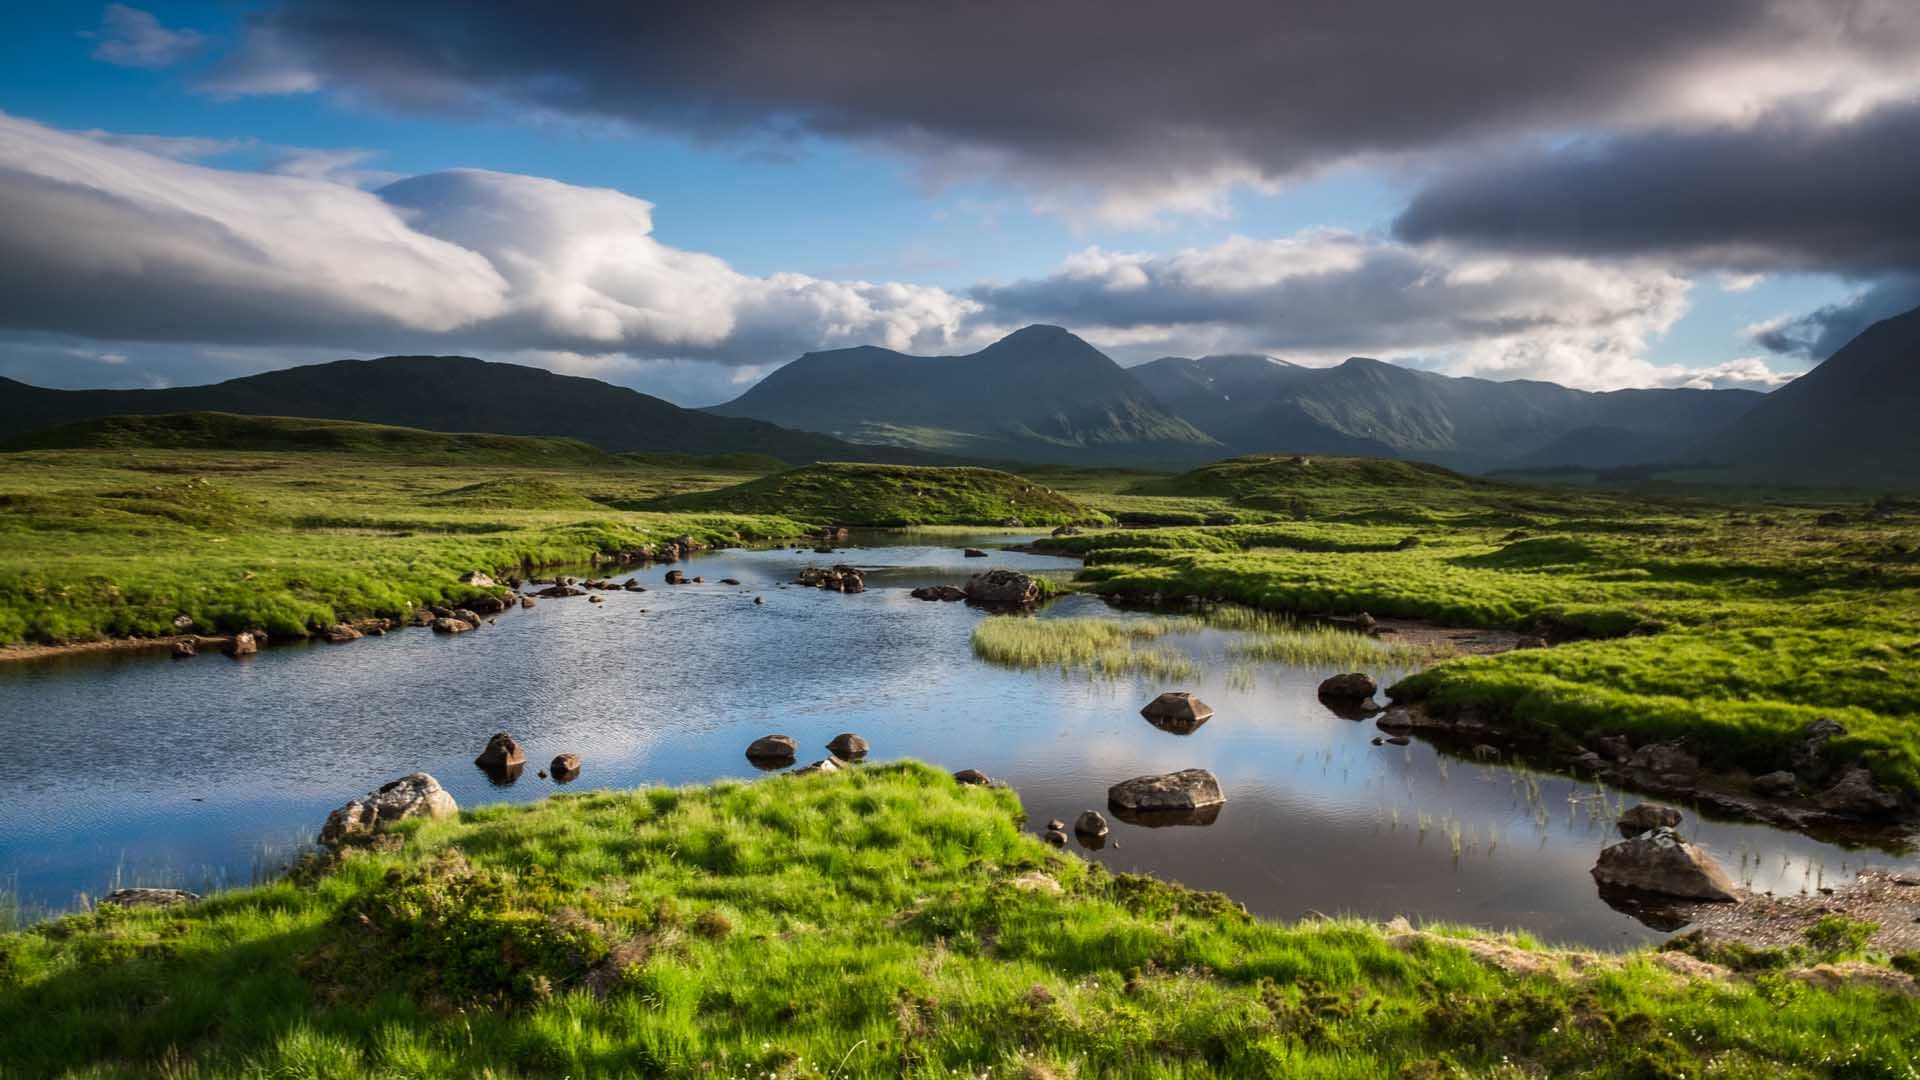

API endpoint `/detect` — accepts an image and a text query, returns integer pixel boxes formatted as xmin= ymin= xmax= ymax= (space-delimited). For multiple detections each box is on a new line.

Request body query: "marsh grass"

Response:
xmin=2 ymin=763 xmax=1914 ymax=1078
xmin=970 ymin=615 xmax=1198 ymax=678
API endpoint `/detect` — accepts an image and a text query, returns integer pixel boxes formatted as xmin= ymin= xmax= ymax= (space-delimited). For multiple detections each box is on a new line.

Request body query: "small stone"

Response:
xmin=1042 ymin=828 xmax=1068 ymax=847
xmin=475 ymin=732 xmax=526 ymax=769
xmin=1751 ymin=770 xmax=1798 ymax=797
xmin=1384 ymin=735 xmax=1410 ymax=746
xmin=1045 ymin=818 xmax=1066 ymax=832
xmin=964 ymin=548 xmax=989 ymax=558
xmin=953 ymin=768 xmax=992 ymax=786
xmin=550 ymin=753 xmax=581 ymax=780
xmin=224 ymin=631 xmax=258 ymax=657
xmin=1074 ymin=810 xmax=1109 ymax=837
xmin=588 ymin=595 xmax=604 ymax=604
xmin=754 ymin=596 xmax=765 ymax=604
xmin=171 ymin=614 xmax=194 ymax=631
xmin=171 ymin=639 xmax=195 ymax=659
xmin=1617 ymin=803 xmax=1683 ymax=837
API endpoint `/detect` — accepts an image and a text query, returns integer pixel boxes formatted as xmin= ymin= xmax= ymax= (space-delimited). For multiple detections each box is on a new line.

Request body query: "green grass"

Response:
xmin=3 ymin=763 xmax=1913 ymax=1079
xmin=0 ymin=412 xmax=614 ymax=465
xmin=1031 ymin=456 xmax=1920 ymax=798
xmin=971 ymin=615 xmax=1199 ymax=678
xmin=643 ymin=462 xmax=1104 ymax=527
xmin=0 ymin=448 xmax=805 ymax=647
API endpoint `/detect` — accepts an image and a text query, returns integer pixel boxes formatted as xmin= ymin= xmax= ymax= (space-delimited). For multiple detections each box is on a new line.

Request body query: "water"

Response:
xmin=2 ymin=534 xmax=1910 ymax=946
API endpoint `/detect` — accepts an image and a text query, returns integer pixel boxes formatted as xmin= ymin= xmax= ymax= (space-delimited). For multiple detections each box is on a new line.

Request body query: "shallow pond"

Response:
xmin=2 ymin=534 xmax=1912 ymax=946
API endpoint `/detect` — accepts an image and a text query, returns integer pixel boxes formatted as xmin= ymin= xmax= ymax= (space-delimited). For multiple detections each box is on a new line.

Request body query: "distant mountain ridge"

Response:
xmin=707 ymin=325 xmax=1219 ymax=465
xmin=0 ymin=356 xmax=943 ymax=464
xmin=1702 ymin=302 xmax=1920 ymax=486
xmin=1132 ymin=352 xmax=1765 ymax=471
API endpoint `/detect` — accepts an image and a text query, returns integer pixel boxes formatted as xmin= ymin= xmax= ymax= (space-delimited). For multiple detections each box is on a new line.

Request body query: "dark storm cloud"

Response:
xmin=212 ymin=1 xmax=1919 ymax=217
xmin=1394 ymin=102 xmax=1920 ymax=276
xmin=1750 ymin=276 xmax=1920 ymax=358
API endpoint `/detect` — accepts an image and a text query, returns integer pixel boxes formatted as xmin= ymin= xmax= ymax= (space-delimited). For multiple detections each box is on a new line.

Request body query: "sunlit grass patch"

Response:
xmin=970 ymin=615 xmax=1199 ymax=678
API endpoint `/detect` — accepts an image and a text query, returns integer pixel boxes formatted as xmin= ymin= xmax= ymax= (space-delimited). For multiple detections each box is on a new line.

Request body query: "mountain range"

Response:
xmin=2 ymin=307 xmax=1914 ymax=485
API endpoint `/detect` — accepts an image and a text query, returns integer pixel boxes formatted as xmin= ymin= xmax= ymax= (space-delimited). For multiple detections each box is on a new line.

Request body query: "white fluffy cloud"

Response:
xmin=0 ymin=113 xmax=980 ymax=368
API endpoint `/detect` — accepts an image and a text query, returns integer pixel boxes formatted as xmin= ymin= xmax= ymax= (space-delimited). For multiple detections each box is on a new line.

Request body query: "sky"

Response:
xmin=1 ymin=2 xmax=1916 ymax=406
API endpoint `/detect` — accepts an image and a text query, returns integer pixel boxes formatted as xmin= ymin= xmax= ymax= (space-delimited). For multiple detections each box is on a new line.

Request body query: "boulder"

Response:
xmin=964 ymin=569 xmax=1041 ymax=611
xmin=665 ymin=570 xmax=687 ymax=585
xmin=320 ymin=623 xmax=362 ymax=643
xmin=746 ymin=734 xmax=798 ymax=764
xmin=1108 ymin=769 xmax=1225 ymax=813
xmin=475 ymin=732 xmax=526 ymax=769
xmin=1042 ymin=828 xmax=1069 ymax=847
xmin=520 ymin=596 xmax=537 ymax=609
xmin=453 ymin=609 xmax=483 ymax=627
xmin=792 ymin=757 xmax=841 ymax=776
xmin=953 ymin=768 xmax=993 ymax=786
xmin=1591 ymin=827 xmax=1739 ymax=901
xmin=1627 ymin=741 xmax=1699 ymax=780
xmin=826 ymin=733 xmax=869 ymax=759
xmin=588 ymin=595 xmax=604 ymax=604
xmin=1140 ymin=692 xmax=1213 ymax=729
xmin=460 ymin=571 xmax=495 ymax=588
xmin=795 ymin=565 xmax=866 ymax=593
xmin=1316 ymin=673 xmax=1377 ymax=701
xmin=910 ymin=585 xmax=968 ymax=602
xmin=171 ymin=614 xmax=194 ymax=631
xmin=1051 ymin=525 xmax=1083 ymax=537
xmin=537 ymin=584 xmax=587 ymax=598
xmin=225 ymin=631 xmax=258 ymax=657
xmin=467 ymin=594 xmax=507 ymax=615
xmin=1815 ymin=766 xmax=1904 ymax=818
xmin=319 ymin=772 xmax=458 ymax=847
xmin=171 ymin=639 xmax=195 ymax=659
xmin=431 ymin=617 xmax=473 ymax=634
xmin=550 ymin=753 xmax=581 ymax=781
xmin=1751 ymin=770 xmax=1798 ymax=797
xmin=964 ymin=548 xmax=989 ymax=558
xmin=100 ymin=887 xmax=200 ymax=908
xmin=1791 ymin=718 xmax=1847 ymax=782
xmin=719 ymin=578 xmax=742 ymax=586
xmin=1617 ymin=803 xmax=1683 ymax=837
xmin=1074 ymin=810 xmax=1109 ymax=838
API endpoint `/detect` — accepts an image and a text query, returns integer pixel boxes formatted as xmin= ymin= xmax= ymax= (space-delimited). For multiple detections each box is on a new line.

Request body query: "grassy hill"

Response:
xmin=645 ymin=462 xmax=1102 ymax=526
xmin=0 ymin=412 xmax=613 ymax=464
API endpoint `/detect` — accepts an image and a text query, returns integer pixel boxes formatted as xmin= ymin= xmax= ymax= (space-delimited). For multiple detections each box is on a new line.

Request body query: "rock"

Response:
xmin=1051 ymin=525 xmax=1083 ymax=537
xmin=408 ymin=607 xmax=435 ymax=626
xmin=588 ymin=595 xmax=605 ymax=604
xmin=754 ymin=596 xmax=765 ymax=605
xmin=171 ymin=614 xmax=194 ymax=631
xmin=793 ymin=757 xmax=841 ymax=776
xmin=171 ymin=639 xmax=195 ymax=659
xmin=953 ymin=768 xmax=993 ymax=786
xmin=100 ymin=887 xmax=199 ymax=908
xmin=1074 ymin=810 xmax=1109 ymax=838
xmin=475 ymin=732 xmax=526 ymax=769
xmin=719 ymin=578 xmax=741 ymax=586
xmin=665 ymin=570 xmax=687 ymax=585
xmin=431 ymin=617 xmax=473 ymax=634
xmin=1471 ymin=744 xmax=1501 ymax=760
xmin=520 ymin=596 xmax=537 ymax=609
xmin=319 ymin=772 xmax=458 ymax=847
xmin=826 ymin=733 xmax=869 ymax=759
xmin=624 ymin=581 xmax=647 ymax=592
xmin=1384 ymin=735 xmax=1410 ymax=746
xmin=964 ymin=569 xmax=1041 ymax=611
xmin=1045 ymin=819 xmax=1066 ymax=832
xmin=1594 ymin=734 xmax=1634 ymax=762
xmin=1042 ymin=828 xmax=1068 ymax=847
xmin=692 ymin=577 xmax=705 ymax=584
xmin=1617 ymin=803 xmax=1684 ymax=837
xmin=460 ymin=571 xmax=495 ymax=587
xmin=1751 ymin=770 xmax=1798 ymax=797
xmin=746 ymin=734 xmax=798 ymax=764
xmin=1815 ymin=766 xmax=1904 ymax=818
xmin=1791 ymin=718 xmax=1847 ymax=782
xmin=910 ymin=584 xmax=968 ymax=602
xmin=1591 ymin=827 xmax=1739 ymax=901
xmin=453 ymin=608 xmax=483 ymax=627
xmin=795 ymin=565 xmax=865 ymax=593
xmin=1628 ymin=741 xmax=1699 ymax=780
xmin=225 ymin=631 xmax=258 ymax=657
xmin=1108 ymin=769 xmax=1225 ymax=813
xmin=467 ymin=594 xmax=507 ymax=615
xmin=1374 ymin=709 xmax=1415 ymax=733
xmin=1140 ymin=692 xmax=1214 ymax=730
xmin=320 ymin=623 xmax=362 ymax=643
xmin=964 ymin=548 xmax=989 ymax=558
xmin=1316 ymin=673 xmax=1377 ymax=701
xmin=550 ymin=753 xmax=581 ymax=781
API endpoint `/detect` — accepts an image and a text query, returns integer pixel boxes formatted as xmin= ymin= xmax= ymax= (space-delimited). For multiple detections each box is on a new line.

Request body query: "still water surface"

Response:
xmin=3 ymin=534 xmax=1911 ymax=946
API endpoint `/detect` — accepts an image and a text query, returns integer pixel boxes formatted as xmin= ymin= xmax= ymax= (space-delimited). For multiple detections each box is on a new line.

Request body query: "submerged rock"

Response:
xmin=795 ymin=565 xmax=865 ymax=593
xmin=964 ymin=569 xmax=1041 ymax=611
xmin=745 ymin=734 xmax=798 ymax=765
xmin=319 ymin=772 xmax=458 ymax=847
xmin=910 ymin=584 xmax=968 ymax=602
xmin=101 ymin=887 xmax=200 ymax=908
xmin=536 ymin=584 xmax=587 ymax=598
xmin=1316 ymin=673 xmax=1377 ymax=701
xmin=1139 ymin=692 xmax=1213 ymax=733
xmin=1108 ymin=769 xmax=1225 ymax=813
xmin=170 ymin=639 xmax=195 ymax=659
xmin=1591 ymin=827 xmax=1739 ymax=902
xmin=475 ymin=732 xmax=526 ymax=769
xmin=665 ymin=570 xmax=688 ymax=585
xmin=320 ymin=623 xmax=362 ymax=643
xmin=826 ymin=733 xmax=869 ymax=759
xmin=1617 ymin=803 xmax=1684 ymax=837
xmin=1042 ymin=828 xmax=1068 ymax=847
xmin=1074 ymin=810 xmax=1110 ymax=838
xmin=224 ymin=631 xmax=258 ymax=657
xmin=964 ymin=548 xmax=989 ymax=558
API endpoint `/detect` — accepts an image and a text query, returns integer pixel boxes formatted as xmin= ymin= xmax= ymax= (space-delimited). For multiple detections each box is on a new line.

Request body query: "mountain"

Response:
xmin=1132 ymin=353 xmax=1764 ymax=471
xmin=707 ymin=325 xmax=1218 ymax=465
xmin=1702 ymin=303 xmax=1920 ymax=487
xmin=0 ymin=356 xmax=940 ymax=464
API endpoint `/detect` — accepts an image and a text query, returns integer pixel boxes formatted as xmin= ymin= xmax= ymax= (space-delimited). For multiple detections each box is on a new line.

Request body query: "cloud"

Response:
xmin=1393 ymin=101 xmax=1920 ymax=276
xmin=1650 ymin=357 xmax=1799 ymax=392
xmin=0 ymin=113 xmax=979 ymax=372
xmin=267 ymin=147 xmax=402 ymax=188
xmin=971 ymin=231 xmax=1701 ymax=389
xmin=205 ymin=1 xmax=1920 ymax=223
xmin=76 ymin=130 xmax=253 ymax=161
xmin=89 ymin=4 xmax=205 ymax=69
xmin=1747 ymin=275 xmax=1920 ymax=358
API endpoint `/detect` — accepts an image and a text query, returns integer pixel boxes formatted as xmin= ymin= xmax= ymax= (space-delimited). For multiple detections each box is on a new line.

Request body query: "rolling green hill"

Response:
xmin=0 ymin=412 xmax=613 ymax=464
xmin=644 ymin=462 xmax=1101 ymax=526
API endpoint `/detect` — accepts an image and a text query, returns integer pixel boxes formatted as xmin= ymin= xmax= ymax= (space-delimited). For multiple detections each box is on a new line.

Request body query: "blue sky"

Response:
xmin=0 ymin=2 xmax=1904 ymax=404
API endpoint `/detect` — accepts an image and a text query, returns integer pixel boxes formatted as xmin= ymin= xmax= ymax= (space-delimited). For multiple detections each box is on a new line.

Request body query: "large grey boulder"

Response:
xmin=1591 ymin=827 xmax=1739 ymax=902
xmin=1108 ymin=769 xmax=1225 ymax=813
xmin=319 ymin=773 xmax=458 ymax=847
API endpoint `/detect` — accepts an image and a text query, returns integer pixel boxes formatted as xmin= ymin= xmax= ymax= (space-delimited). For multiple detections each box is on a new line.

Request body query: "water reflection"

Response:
xmin=0 ymin=532 xmax=1913 ymax=947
